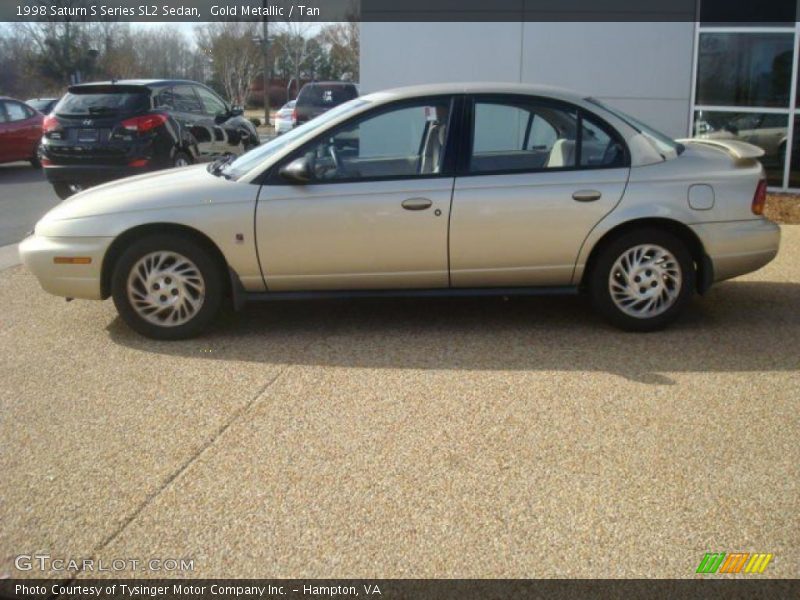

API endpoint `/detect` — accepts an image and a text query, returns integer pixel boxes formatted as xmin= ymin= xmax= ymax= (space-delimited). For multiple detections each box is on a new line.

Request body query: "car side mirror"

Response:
xmin=280 ymin=157 xmax=312 ymax=184
xmin=230 ymin=105 xmax=244 ymax=117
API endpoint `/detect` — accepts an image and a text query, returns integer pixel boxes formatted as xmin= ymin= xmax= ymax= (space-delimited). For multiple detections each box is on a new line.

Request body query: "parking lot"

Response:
xmin=1 ymin=216 xmax=798 ymax=578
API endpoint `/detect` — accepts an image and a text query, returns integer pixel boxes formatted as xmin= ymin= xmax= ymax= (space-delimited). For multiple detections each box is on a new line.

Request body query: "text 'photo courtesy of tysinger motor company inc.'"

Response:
xmin=0 ymin=1 xmax=798 ymax=599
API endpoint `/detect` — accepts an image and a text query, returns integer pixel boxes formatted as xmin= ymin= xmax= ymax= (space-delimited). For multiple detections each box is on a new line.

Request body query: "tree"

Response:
xmin=196 ymin=22 xmax=261 ymax=106
xmin=318 ymin=21 xmax=359 ymax=82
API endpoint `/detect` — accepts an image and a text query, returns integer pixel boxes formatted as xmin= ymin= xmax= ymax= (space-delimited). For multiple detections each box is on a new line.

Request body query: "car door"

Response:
xmin=255 ymin=96 xmax=458 ymax=291
xmin=0 ymin=101 xmax=39 ymax=162
xmin=0 ymin=102 xmax=11 ymax=162
xmin=170 ymin=84 xmax=215 ymax=159
xmin=193 ymin=85 xmax=236 ymax=155
xmin=449 ymin=95 xmax=630 ymax=287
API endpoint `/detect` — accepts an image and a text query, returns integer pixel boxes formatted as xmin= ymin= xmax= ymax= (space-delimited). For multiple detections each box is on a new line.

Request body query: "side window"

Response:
xmin=0 ymin=103 xmax=8 ymax=123
xmin=195 ymin=86 xmax=227 ymax=116
xmin=172 ymin=85 xmax=203 ymax=114
xmin=154 ymin=87 xmax=175 ymax=110
xmin=470 ymin=100 xmax=578 ymax=173
xmin=580 ymin=114 xmax=626 ymax=168
xmin=6 ymin=102 xmax=29 ymax=122
xmin=292 ymin=99 xmax=452 ymax=182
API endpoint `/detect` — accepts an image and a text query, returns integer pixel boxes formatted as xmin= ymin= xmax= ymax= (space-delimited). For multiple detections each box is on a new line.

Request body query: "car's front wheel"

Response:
xmin=589 ymin=229 xmax=695 ymax=331
xmin=111 ymin=235 xmax=222 ymax=340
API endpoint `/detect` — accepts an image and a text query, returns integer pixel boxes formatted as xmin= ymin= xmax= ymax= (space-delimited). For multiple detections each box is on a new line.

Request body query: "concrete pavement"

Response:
xmin=1 ymin=228 xmax=798 ymax=579
xmin=0 ymin=163 xmax=60 ymax=247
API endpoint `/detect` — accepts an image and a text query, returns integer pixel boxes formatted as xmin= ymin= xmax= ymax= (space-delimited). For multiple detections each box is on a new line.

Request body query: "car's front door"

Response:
xmin=170 ymin=84 xmax=215 ymax=159
xmin=256 ymin=97 xmax=457 ymax=291
xmin=449 ymin=95 xmax=630 ymax=287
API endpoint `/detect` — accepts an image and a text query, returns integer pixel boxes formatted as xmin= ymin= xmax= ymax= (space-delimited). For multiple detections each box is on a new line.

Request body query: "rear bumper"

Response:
xmin=691 ymin=218 xmax=781 ymax=282
xmin=18 ymin=234 xmax=112 ymax=300
xmin=43 ymin=163 xmax=153 ymax=185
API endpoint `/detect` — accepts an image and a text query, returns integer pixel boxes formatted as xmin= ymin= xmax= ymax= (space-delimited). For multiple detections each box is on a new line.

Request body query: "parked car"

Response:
xmin=21 ymin=83 xmax=780 ymax=340
xmin=696 ymin=113 xmax=787 ymax=168
xmin=41 ymin=79 xmax=260 ymax=199
xmin=293 ymin=82 xmax=358 ymax=125
xmin=274 ymin=100 xmax=296 ymax=134
xmin=26 ymin=97 xmax=60 ymax=115
xmin=0 ymin=97 xmax=44 ymax=168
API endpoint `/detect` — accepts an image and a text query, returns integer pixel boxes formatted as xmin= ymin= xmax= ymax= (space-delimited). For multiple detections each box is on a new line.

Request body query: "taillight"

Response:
xmin=120 ymin=113 xmax=168 ymax=134
xmin=42 ymin=115 xmax=60 ymax=133
xmin=752 ymin=179 xmax=767 ymax=215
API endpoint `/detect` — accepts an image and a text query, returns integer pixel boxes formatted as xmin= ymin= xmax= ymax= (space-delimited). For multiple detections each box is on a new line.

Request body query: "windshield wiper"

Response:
xmin=87 ymin=106 xmax=116 ymax=114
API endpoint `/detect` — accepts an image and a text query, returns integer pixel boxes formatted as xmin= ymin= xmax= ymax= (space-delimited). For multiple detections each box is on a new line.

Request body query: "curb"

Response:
xmin=0 ymin=244 xmax=20 ymax=272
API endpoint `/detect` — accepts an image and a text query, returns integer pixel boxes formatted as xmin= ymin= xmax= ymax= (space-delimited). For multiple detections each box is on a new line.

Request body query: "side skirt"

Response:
xmin=244 ymin=286 xmax=579 ymax=303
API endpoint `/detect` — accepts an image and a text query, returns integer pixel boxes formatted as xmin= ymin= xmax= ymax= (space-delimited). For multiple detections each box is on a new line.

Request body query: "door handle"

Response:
xmin=401 ymin=197 xmax=433 ymax=211
xmin=572 ymin=190 xmax=602 ymax=202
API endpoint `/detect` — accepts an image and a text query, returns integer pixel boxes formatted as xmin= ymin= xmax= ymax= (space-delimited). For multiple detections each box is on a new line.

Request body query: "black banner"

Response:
xmin=3 ymin=580 xmax=800 ymax=600
xmin=0 ymin=0 xmax=798 ymax=23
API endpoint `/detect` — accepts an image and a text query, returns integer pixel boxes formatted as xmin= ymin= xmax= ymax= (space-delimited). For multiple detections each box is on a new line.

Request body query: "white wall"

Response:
xmin=360 ymin=22 xmax=696 ymax=138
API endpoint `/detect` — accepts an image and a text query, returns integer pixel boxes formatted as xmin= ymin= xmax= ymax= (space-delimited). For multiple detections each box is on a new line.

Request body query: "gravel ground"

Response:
xmin=1 ymin=227 xmax=798 ymax=579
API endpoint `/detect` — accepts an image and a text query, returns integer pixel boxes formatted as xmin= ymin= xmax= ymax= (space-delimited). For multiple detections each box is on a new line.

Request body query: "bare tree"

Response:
xmin=318 ymin=20 xmax=359 ymax=82
xmin=196 ymin=22 xmax=261 ymax=105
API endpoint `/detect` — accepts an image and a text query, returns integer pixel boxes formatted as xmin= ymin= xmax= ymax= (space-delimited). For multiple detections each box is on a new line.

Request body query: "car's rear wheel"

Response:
xmin=173 ymin=152 xmax=192 ymax=168
xmin=111 ymin=235 xmax=222 ymax=340
xmin=589 ymin=229 xmax=695 ymax=331
xmin=52 ymin=182 xmax=86 ymax=200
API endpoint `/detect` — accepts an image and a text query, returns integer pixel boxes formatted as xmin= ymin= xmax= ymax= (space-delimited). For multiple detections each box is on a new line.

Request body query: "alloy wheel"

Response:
xmin=608 ymin=244 xmax=682 ymax=319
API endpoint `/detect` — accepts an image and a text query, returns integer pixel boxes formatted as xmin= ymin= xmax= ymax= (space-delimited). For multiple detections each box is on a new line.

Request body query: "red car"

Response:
xmin=0 ymin=97 xmax=44 ymax=167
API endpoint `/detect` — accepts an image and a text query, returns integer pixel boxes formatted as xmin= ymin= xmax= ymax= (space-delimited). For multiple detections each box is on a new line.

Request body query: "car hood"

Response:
xmin=41 ymin=165 xmax=227 ymax=223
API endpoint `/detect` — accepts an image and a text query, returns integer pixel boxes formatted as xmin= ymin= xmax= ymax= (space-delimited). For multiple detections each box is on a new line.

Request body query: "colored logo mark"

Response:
xmin=696 ymin=552 xmax=773 ymax=574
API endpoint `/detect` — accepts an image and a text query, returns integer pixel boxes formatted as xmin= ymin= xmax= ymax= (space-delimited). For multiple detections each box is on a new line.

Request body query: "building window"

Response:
xmin=692 ymin=13 xmax=800 ymax=189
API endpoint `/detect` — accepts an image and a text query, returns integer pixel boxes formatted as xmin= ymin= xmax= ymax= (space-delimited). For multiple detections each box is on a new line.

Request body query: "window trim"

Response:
xmin=458 ymin=93 xmax=631 ymax=178
xmin=262 ymin=94 xmax=463 ymax=186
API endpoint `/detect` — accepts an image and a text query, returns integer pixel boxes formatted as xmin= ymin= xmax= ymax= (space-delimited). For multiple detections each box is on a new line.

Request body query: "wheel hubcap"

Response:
xmin=608 ymin=244 xmax=682 ymax=319
xmin=127 ymin=251 xmax=205 ymax=327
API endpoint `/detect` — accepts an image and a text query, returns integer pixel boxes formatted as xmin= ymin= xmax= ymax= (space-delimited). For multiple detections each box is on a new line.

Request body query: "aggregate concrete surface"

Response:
xmin=1 ymin=228 xmax=798 ymax=578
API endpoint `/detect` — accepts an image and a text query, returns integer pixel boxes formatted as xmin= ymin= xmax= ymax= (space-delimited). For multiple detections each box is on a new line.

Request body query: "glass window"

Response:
xmin=195 ymin=86 xmax=228 ymax=115
xmin=172 ymin=85 xmax=203 ymax=114
xmin=5 ymin=102 xmax=28 ymax=122
xmin=470 ymin=100 xmax=578 ymax=173
xmin=293 ymin=99 xmax=452 ymax=182
xmin=581 ymin=115 xmax=626 ymax=168
xmin=696 ymin=32 xmax=793 ymax=108
xmin=788 ymin=115 xmax=800 ymax=187
xmin=0 ymin=103 xmax=8 ymax=123
xmin=154 ymin=87 xmax=174 ymax=110
xmin=54 ymin=90 xmax=149 ymax=116
xmin=694 ymin=110 xmax=787 ymax=186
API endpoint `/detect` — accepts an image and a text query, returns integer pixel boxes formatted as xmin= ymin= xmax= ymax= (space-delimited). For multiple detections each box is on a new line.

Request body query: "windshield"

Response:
xmin=221 ymin=98 xmax=371 ymax=180
xmin=587 ymin=98 xmax=684 ymax=159
xmin=55 ymin=89 xmax=150 ymax=117
xmin=27 ymin=99 xmax=55 ymax=112
xmin=297 ymin=83 xmax=357 ymax=108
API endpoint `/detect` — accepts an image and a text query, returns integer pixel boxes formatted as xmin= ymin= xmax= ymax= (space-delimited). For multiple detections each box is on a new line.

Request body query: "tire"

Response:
xmin=52 ymin=182 xmax=85 ymax=200
xmin=30 ymin=156 xmax=41 ymax=169
xmin=589 ymin=228 xmax=695 ymax=332
xmin=111 ymin=234 xmax=223 ymax=340
xmin=172 ymin=151 xmax=192 ymax=168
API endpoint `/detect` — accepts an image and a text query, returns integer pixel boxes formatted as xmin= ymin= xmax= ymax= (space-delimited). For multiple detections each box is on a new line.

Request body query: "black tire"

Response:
xmin=30 ymin=156 xmax=41 ymax=169
xmin=589 ymin=228 xmax=695 ymax=332
xmin=111 ymin=234 xmax=223 ymax=340
xmin=52 ymin=182 xmax=84 ymax=200
xmin=172 ymin=151 xmax=192 ymax=168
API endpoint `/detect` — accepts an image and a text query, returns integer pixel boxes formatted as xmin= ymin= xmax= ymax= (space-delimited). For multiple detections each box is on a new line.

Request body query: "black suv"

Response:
xmin=294 ymin=82 xmax=358 ymax=125
xmin=42 ymin=79 xmax=259 ymax=199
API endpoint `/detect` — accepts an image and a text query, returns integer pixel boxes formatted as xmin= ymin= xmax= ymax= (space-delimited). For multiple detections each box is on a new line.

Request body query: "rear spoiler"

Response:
xmin=67 ymin=84 xmax=149 ymax=95
xmin=675 ymin=138 xmax=765 ymax=159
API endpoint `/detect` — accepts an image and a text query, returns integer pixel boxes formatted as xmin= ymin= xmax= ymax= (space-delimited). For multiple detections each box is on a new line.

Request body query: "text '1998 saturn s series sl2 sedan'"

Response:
xmin=21 ymin=83 xmax=780 ymax=340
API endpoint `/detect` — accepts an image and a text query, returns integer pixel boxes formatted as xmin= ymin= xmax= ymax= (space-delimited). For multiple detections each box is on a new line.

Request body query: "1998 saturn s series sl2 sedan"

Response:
xmin=21 ymin=83 xmax=780 ymax=340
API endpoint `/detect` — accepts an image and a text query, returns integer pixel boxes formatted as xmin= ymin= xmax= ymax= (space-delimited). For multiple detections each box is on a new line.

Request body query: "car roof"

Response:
xmin=69 ymin=79 xmax=202 ymax=89
xmin=365 ymin=82 xmax=587 ymax=104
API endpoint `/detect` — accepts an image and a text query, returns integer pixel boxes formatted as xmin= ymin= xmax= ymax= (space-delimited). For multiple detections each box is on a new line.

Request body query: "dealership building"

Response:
xmin=361 ymin=7 xmax=800 ymax=189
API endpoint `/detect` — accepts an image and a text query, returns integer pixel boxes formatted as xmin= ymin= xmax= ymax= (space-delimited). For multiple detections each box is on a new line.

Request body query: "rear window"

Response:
xmin=54 ymin=89 xmax=150 ymax=116
xmin=297 ymin=84 xmax=357 ymax=108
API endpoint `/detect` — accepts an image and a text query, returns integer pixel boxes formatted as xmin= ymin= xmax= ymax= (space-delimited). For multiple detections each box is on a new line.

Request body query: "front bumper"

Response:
xmin=43 ymin=164 xmax=152 ymax=185
xmin=19 ymin=235 xmax=113 ymax=300
xmin=691 ymin=218 xmax=781 ymax=282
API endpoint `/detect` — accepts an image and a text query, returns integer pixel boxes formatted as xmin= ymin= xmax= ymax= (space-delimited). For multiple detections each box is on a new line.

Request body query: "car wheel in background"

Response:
xmin=589 ymin=228 xmax=695 ymax=331
xmin=111 ymin=234 xmax=223 ymax=340
xmin=52 ymin=182 xmax=86 ymax=200
xmin=172 ymin=151 xmax=192 ymax=168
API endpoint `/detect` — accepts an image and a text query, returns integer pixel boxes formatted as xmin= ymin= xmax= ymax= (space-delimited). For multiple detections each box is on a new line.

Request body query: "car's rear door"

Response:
xmin=449 ymin=95 xmax=630 ymax=287
xmin=0 ymin=102 xmax=12 ymax=162
xmin=170 ymin=84 xmax=214 ymax=159
xmin=255 ymin=96 xmax=459 ymax=291
xmin=0 ymin=101 xmax=37 ymax=161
